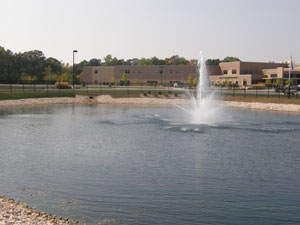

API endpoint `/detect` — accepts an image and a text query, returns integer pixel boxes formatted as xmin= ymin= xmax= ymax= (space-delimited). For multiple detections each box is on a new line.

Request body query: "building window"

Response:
xmin=170 ymin=70 xmax=173 ymax=74
xmin=120 ymin=70 xmax=123 ymax=74
xmin=232 ymin=70 xmax=236 ymax=74
xmin=133 ymin=70 xmax=136 ymax=74
xmin=138 ymin=70 xmax=143 ymax=74
xmin=155 ymin=71 xmax=158 ymax=74
xmin=223 ymin=70 xmax=228 ymax=74
xmin=124 ymin=70 xmax=130 ymax=74
xmin=175 ymin=70 xmax=180 ymax=74
xmin=94 ymin=70 xmax=98 ymax=74
xmin=270 ymin=74 xmax=277 ymax=78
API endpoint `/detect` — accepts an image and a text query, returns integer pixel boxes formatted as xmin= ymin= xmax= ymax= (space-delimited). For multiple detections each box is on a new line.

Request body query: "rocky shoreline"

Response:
xmin=0 ymin=94 xmax=300 ymax=113
xmin=0 ymin=196 xmax=78 ymax=225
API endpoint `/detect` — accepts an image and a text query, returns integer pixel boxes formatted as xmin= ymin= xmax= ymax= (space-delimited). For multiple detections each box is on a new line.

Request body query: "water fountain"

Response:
xmin=177 ymin=51 xmax=222 ymax=124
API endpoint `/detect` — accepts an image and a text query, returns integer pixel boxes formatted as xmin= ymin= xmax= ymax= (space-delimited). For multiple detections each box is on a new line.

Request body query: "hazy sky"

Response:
xmin=1 ymin=0 xmax=299 ymax=64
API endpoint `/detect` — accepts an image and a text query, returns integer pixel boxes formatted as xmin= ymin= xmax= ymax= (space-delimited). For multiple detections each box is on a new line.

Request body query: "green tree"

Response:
xmin=112 ymin=77 xmax=115 ymax=84
xmin=274 ymin=79 xmax=281 ymax=87
xmin=265 ymin=79 xmax=272 ymax=87
xmin=285 ymin=79 xmax=292 ymax=86
xmin=221 ymin=56 xmax=240 ymax=63
xmin=122 ymin=73 xmax=128 ymax=85
xmin=193 ymin=77 xmax=198 ymax=86
xmin=187 ymin=74 xmax=193 ymax=86
xmin=206 ymin=59 xmax=220 ymax=65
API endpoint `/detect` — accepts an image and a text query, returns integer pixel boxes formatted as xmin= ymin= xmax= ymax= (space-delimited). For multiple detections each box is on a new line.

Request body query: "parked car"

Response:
xmin=173 ymin=82 xmax=184 ymax=88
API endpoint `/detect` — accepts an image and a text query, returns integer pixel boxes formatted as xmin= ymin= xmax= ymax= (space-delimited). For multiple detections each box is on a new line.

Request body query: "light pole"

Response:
xmin=73 ymin=50 xmax=78 ymax=90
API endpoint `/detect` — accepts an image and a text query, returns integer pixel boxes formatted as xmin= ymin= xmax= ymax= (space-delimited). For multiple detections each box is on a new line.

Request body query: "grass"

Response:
xmin=0 ymin=92 xmax=75 ymax=100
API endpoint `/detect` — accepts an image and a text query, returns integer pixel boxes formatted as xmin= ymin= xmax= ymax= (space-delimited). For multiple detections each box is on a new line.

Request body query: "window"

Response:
xmin=223 ymin=70 xmax=228 ymax=74
xmin=270 ymin=74 xmax=277 ymax=78
xmin=124 ymin=70 xmax=130 ymax=74
xmin=120 ymin=70 xmax=123 ymax=74
xmin=138 ymin=70 xmax=143 ymax=74
xmin=155 ymin=71 xmax=158 ymax=74
xmin=170 ymin=70 xmax=173 ymax=74
xmin=94 ymin=70 xmax=98 ymax=74
xmin=232 ymin=70 xmax=237 ymax=74
xmin=175 ymin=70 xmax=180 ymax=74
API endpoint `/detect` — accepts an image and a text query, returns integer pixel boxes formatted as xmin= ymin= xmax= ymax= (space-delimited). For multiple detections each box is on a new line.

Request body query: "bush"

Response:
xmin=148 ymin=91 xmax=151 ymax=94
xmin=158 ymin=91 xmax=162 ymax=95
xmin=174 ymin=93 xmax=178 ymax=97
xmin=143 ymin=93 xmax=147 ymax=96
xmin=55 ymin=82 xmax=71 ymax=89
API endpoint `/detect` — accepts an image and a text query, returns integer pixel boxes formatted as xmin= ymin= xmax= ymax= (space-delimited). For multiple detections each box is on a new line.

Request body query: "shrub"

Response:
xmin=143 ymin=93 xmax=147 ymax=96
xmin=158 ymin=91 xmax=162 ymax=95
xmin=55 ymin=82 xmax=71 ymax=89
xmin=174 ymin=93 xmax=178 ymax=97
xmin=148 ymin=91 xmax=151 ymax=94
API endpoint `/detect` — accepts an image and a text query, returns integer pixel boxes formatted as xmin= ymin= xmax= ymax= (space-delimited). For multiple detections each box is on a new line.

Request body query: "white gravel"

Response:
xmin=1 ymin=94 xmax=300 ymax=113
xmin=0 ymin=196 xmax=78 ymax=225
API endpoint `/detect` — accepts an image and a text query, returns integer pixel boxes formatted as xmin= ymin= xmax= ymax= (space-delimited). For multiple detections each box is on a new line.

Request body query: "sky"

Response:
xmin=1 ymin=0 xmax=300 ymax=64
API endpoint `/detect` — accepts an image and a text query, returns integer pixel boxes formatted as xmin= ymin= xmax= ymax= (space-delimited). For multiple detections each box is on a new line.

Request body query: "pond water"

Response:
xmin=0 ymin=105 xmax=300 ymax=225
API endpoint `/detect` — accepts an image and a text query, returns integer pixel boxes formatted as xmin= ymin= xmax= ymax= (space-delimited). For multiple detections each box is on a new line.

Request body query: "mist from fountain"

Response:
xmin=177 ymin=51 xmax=222 ymax=125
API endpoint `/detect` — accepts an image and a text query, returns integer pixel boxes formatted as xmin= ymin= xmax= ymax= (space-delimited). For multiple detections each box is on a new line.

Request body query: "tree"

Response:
xmin=43 ymin=66 xmax=58 ymax=84
xmin=193 ymin=77 xmax=198 ymax=86
xmin=111 ymin=77 xmax=115 ymax=84
xmin=274 ymin=79 xmax=281 ymax=87
xmin=206 ymin=59 xmax=220 ymax=65
xmin=221 ymin=56 xmax=240 ymax=63
xmin=187 ymin=74 xmax=193 ymax=86
xmin=285 ymin=79 xmax=292 ymax=86
xmin=76 ymin=72 xmax=84 ymax=85
xmin=122 ymin=73 xmax=128 ymax=85
xmin=265 ymin=79 xmax=272 ymax=87
xmin=166 ymin=55 xmax=188 ymax=65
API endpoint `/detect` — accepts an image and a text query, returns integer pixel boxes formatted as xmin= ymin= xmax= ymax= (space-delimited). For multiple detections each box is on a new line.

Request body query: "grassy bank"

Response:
xmin=0 ymin=92 xmax=75 ymax=100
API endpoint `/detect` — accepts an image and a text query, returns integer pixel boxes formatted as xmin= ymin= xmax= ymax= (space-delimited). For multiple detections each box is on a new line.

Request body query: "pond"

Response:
xmin=0 ymin=105 xmax=299 ymax=225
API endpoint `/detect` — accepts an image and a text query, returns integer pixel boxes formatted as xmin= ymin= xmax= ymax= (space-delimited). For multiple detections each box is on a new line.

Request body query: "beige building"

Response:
xmin=83 ymin=65 xmax=220 ymax=85
xmin=83 ymin=61 xmax=295 ymax=87
xmin=209 ymin=61 xmax=288 ymax=87
xmin=262 ymin=66 xmax=300 ymax=85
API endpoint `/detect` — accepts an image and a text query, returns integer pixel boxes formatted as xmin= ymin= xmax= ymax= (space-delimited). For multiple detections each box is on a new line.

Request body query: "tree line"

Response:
xmin=0 ymin=46 xmax=240 ymax=84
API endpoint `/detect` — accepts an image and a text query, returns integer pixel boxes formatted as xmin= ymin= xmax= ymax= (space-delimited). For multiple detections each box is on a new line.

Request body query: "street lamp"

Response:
xmin=73 ymin=50 xmax=78 ymax=90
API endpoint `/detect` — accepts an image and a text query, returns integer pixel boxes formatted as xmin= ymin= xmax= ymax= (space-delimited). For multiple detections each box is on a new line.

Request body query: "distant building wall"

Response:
xmin=82 ymin=61 xmax=290 ymax=87
xmin=83 ymin=65 xmax=218 ymax=85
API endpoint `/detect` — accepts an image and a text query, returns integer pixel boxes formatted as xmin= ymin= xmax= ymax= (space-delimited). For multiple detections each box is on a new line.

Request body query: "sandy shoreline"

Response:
xmin=1 ymin=95 xmax=300 ymax=113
